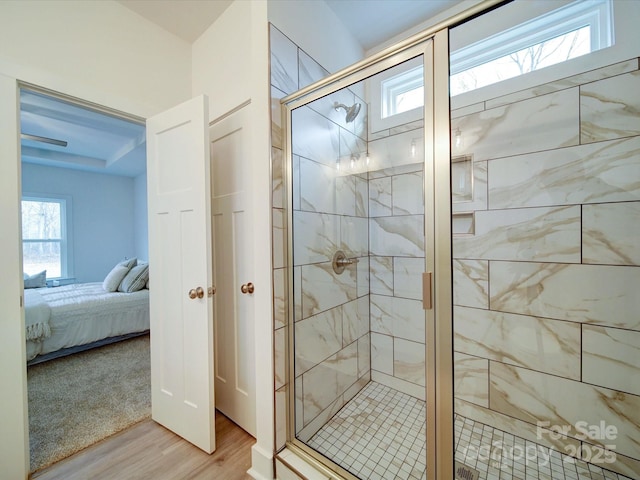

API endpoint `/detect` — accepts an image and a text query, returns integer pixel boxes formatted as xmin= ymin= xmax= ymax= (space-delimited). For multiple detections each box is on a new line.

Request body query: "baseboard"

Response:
xmin=247 ymin=444 xmax=274 ymax=480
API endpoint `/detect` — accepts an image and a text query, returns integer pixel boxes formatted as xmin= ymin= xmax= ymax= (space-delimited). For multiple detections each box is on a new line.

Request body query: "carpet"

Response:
xmin=28 ymin=335 xmax=151 ymax=473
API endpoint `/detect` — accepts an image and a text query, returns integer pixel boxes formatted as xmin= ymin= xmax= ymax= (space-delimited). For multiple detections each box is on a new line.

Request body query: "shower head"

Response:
xmin=334 ymin=102 xmax=361 ymax=123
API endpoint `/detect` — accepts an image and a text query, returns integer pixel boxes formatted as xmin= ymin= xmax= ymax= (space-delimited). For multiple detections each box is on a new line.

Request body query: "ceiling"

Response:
xmin=23 ymin=0 xmax=461 ymax=178
xmin=21 ymin=90 xmax=146 ymax=178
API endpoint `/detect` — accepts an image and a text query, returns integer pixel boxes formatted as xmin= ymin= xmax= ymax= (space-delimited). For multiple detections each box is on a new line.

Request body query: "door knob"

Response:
xmin=240 ymin=282 xmax=254 ymax=294
xmin=188 ymin=286 xmax=205 ymax=299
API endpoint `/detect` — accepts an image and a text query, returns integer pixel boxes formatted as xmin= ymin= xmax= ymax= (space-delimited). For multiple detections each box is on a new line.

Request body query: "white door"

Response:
xmin=210 ymin=105 xmax=256 ymax=436
xmin=146 ymin=95 xmax=216 ymax=453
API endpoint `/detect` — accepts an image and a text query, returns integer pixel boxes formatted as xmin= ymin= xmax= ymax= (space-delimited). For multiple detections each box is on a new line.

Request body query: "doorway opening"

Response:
xmin=20 ymin=86 xmax=150 ymax=473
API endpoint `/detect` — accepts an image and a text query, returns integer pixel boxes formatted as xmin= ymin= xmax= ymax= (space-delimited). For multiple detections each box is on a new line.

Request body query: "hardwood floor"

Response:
xmin=32 ymin=411 xmax=256 ymax=480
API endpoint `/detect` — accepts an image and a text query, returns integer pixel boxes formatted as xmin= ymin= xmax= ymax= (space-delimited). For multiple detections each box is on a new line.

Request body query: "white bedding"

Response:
xmin=25 ymin=282 xmax=149 ymax=361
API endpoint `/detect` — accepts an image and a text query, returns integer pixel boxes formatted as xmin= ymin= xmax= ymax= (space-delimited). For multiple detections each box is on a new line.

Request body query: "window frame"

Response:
xmin=370 ymin=0 xmax=614 ymax=132
xmin=21 ymin=193 xmax=73 ymax=280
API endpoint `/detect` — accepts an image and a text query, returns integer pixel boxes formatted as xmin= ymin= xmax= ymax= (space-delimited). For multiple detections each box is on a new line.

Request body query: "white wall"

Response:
xmin=0 ymin=2 xmax=191 ymax=477
xmin=192 ymin=1 xmax=252 ymax=120
xmin=22 ymin=164 xmax=139 ymax=283
xmin=192 ymin=3 xmax=274 ymax=479
xmin=268 ymin=0 xmax=364 ymax=75
xmin=0 ymin=0 xmax=192 ymax=117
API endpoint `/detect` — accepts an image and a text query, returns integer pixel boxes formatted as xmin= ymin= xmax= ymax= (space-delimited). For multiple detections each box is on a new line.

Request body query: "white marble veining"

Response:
xmin=276 ymin=385 xmax=287 ymax=450
xmin=394 ymin=338 xmax=425 ymax=386
xmin=340 ymin=216 xmax=368 ymax=257
xmin=451 ymin=101 xmax=485 ymax=119
xmin=368 ymin=162 xmax=423 ymax=180
xmin=342 ymin=296 xmax=369 ymax=346
xmin=335 ymin=175 xmax=356 ymax=216
xmin=394 ymin=257 xmax=424 ymax=301
xmin=271 ymin=86 xmax=285 ymax=150
xmin=357 ymin=334 xmax=370 ymax=379
xmin=452 ymin=88 xmax=579 ymax=162
xmin=273 ymin=207 xmax=286 ymax=269
xmin=490 ymin=261 xmax=640 ymax=331
xmin=272 ymin=146 xmax=284 ymax=209
xmin=454 ymin=398 xmax=581 ymax=454
xmin=292 ymin=154 xmax=301 ymax=210
xmin=275 ymin=326 xmax=287 ymax=390
xmin=370 ymin=215 xmax=425 ymax=257
xmin=293 ymin=210 xmax=340 ymax=265
xmin=581 ymin=71 xmax=640 ymax=143
xmin=583 ymin=201 xmax=640 ymax=266
xmin=393 ymin=171 xmax=424 ymax=215
xmin=295 ymin=307 xmax=342 ymax=376
xmin=370 ymin=294 xmax=425 ymax=342
xmin=301 ymin=262 xmax=357 ymax=318
xmin=270 ymin=25 xmax=298 ymax=94
xmin=298 ymin=48 xmax=329 ymax=91
xmin=299 ymin=156 xmax=338 ymax=214
xmin=356 ymin=255 xmax=369 ymax=298
xmin=484 ymin=59 xmax=639 ymax=110
xmin=293 ymin=212 xmax=341 ymax=265
xmin=368 ymin=129 xmax=425 ymax=172
xmin=453 ymin=205 xmax=581 ymax=263
xmin=369 ymin=256 xmax=393 ymax=295
xmin=294 ymin=266 xmax=302 ymax=322
xmin=453 ymin=259 xmax=489 ymax=309
xmin=273 ymin=268 xmax=287 ymax=329
xmin=355 ymin=175 xmax=368 ymax=217
xmin=339 ymin=127 xmax=367 ymax=162
xmin=454 ymin=306 xmax=581 ymax=379
xmin=454 ymin=352 xmax=489 ymax=408
xmin=488 ymin=136 xmax=640 ymax=209
xmin=371 ymin=332 xmax=393 ymax=376
xmin=489 ymin=362 xmax=640 ymax=460
xmin=369 ymin=176 xmax=393 ymax=217
xmin=583 ymin=325 xmax=640 ymax=396
xmin=292 ymin=106 xmax=340 ymax=167
xmin=301 ymin=342 xmax=358 ymax=425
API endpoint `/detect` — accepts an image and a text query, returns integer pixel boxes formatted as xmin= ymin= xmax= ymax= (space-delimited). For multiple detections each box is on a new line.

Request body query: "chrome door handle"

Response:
xmin=240 ymin=282 xmax=254 ymax=294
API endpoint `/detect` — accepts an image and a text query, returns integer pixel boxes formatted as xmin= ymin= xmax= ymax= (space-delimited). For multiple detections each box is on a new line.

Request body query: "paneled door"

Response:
xmin=210 ymin=104 xmax=256 ymax=436
xmin=146 ymin=95 xmax=216 ymax=453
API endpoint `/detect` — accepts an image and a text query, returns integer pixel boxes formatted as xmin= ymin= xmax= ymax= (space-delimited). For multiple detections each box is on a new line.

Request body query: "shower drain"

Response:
xmin=454 ymin=461 xmax=480 ymax=480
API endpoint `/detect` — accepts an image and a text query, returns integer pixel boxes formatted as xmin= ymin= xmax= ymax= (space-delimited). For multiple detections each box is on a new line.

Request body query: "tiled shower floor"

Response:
xmin=307 ymin=382 xmax=633 ymax=480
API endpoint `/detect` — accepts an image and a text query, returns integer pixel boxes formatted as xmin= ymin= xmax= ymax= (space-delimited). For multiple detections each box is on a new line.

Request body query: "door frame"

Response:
xmin=1 ymin=79 xmax=147 ymax=478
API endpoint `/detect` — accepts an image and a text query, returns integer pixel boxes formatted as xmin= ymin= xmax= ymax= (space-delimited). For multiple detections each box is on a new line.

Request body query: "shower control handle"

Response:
xmin=332 ymin=250 xmax=358 ymax=274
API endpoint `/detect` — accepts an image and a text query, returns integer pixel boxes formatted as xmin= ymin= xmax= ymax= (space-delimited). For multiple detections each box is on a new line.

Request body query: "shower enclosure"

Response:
xmin=277 ymin=1 xmax=639 ymax=479
xmin=282 ymin=36 xmax=443 ymax=480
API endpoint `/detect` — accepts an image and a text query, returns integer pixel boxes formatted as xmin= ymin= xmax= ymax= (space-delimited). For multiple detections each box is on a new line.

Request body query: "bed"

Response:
xmin=25 ymin=282 xmax=150 ymax=365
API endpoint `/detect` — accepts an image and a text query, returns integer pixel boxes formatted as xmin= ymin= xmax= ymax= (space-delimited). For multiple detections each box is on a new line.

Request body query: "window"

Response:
xmin=22 ymin=196 xmax=71 ymax=279
xmin=450 ymin=0 xmax=613 ymax=96
xmin=382 ymin=65 xmax=424 ymax=118
xmin=374 ymin=0 xmax=613 ymax=127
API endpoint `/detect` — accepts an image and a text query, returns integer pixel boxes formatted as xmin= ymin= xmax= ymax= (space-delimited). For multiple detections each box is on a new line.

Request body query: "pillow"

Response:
xmin=102 ymin=258 xmax=137 ymax=292
xmin=118 ymin=263 xmax=149 ymax=293
xmin=103 ymin=265 xmax=130 ymax=292
xmin=24 ymin=270 xmax=47 ymax=289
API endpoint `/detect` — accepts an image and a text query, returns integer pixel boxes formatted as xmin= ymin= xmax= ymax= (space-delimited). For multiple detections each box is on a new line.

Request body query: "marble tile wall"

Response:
xmin=367 ymin=158 xmax=426 ymax=399
xmin=269 ymin=24 xmax=370 ymax=445
xmin=452 ymin=58 xmax=640 ymax=478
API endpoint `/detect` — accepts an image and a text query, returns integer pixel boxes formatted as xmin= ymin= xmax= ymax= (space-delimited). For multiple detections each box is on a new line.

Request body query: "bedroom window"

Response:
xmin=22 ymin=196 xmax=71 ymax=279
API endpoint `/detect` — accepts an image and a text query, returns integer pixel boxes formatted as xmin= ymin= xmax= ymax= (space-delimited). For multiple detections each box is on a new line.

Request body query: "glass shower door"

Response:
xmin=285 ymin=40 xmax=437 ymax=480
xmin=450 ymin=2 xmax=640 ymax=479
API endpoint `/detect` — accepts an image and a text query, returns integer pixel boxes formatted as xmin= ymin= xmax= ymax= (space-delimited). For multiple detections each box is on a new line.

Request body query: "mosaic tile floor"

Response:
xmin=307 ymin=382 xmax=633 ymax=480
